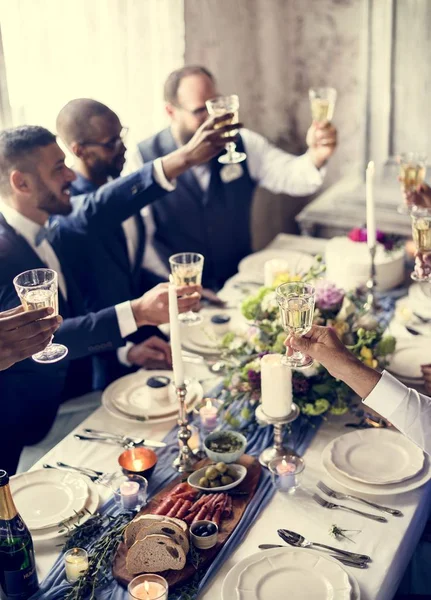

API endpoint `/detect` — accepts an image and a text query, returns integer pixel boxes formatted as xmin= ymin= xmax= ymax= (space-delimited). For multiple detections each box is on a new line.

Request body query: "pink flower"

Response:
xmin=348 ymin=228 xmax=367 ymax=242
xmin=315 ymin=281 xmax=345 ymax=311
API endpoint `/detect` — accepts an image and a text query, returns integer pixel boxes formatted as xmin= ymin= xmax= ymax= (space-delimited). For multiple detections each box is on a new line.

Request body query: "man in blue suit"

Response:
xmin=0 ymin=119 xmax=233 ymax=473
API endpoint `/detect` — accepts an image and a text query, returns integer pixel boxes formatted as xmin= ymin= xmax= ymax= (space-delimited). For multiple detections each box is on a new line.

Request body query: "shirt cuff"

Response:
xmin=153 ymin=157 xmax=176 ymax=192
xmin=363 ymin=370 xmax=407 ymax=414
xmin=115 ymin=301 xmax=138 ymax=338
xmin=303 ymin=150 xmax=327 ymax=181
xmin=117 ymin=341 xmax=134 ymax=367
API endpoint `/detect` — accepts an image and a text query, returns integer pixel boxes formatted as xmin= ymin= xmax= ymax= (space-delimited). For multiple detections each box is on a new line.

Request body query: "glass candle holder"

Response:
xmin=64 ymin=548 xmax=89 ymax=583
xmin=128 ymin=574 xmax=168 ymax=600
xmin=110 ymin=472 xmax=148 ymax=512
xmin=268 ymin=455 xmax=305 ymax=495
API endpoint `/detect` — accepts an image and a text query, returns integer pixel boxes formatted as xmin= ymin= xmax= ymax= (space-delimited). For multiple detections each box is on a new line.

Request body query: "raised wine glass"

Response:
xmin=205 ymin=94 xmax=246 ymax=164
xmin=169 ymin=252 xmax=204 ymax=326
xmin=276 ymin=282 xmax=315 ymax=369
xmin=13 ymin=268 xmax=68 ymax=363
xmin=309 ymin=87 xmax=337 ymax=123
xmin=410 ymin=206 xmax=431 ymax=282
xmin=397 ymin=152 xmax=427 ymax=214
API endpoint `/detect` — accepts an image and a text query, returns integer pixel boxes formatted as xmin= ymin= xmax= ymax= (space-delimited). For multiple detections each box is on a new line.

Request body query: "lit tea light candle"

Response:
xmin=64 ymin=548 xmax=89 ymax=584
xmin=199 ymin=399 xmax=218 ymax=430
xmin=128 ymin=574 xmax=168 ymax=600
xmin=276 ymin=458 xmax=296 ymax=489
xmin=120 ymin=480 xmax=140 ymax=511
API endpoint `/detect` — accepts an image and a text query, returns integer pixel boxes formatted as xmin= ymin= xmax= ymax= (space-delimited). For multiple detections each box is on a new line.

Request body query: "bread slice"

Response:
xmin=124 ymin=514 xmax=187 ymax=548
xmin=135 ymin=520 xmax=189 ymax=555
xmin=126 ymin=534 xmax=186 ymax=574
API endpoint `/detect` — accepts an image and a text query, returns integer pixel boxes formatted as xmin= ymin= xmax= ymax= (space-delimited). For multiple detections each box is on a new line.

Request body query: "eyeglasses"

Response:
xmin=175 ymin=104 xmax=208 ymax=118
xmin=79 ymin=127 xmax=128 ymax=151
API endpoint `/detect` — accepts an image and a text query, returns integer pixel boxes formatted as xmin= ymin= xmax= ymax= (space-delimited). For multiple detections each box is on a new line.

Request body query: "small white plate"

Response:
xmin=387 ymin=338 xmax=431 ymax=380
xmin=188 ymin=464 xmax=247 ymax=492
xmin=322 ymin=439 xmax=431 ymax=496
xmin=408 ymin=283 xmax=431 ymax=319
xmin=330 ymin=429 xmax=425 ymax=485
xmin=222 ymin=548 xmax=356 ymax=600
xmin=238 ymin=250 xmax=315 ymax=284
xmin=10 ymin=470 xmax=88 ymax=530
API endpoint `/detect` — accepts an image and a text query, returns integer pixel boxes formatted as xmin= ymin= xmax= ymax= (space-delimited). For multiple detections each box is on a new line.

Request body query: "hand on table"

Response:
xmin=306 ymin=121 xmax=337 ymax=169
xmin=127 ymin=336 xmax=172 ymax=369
xmin=131 ymin=282 xmax=202 ymax=327
xmin=0 ymin=306 xmax=62 ymax=371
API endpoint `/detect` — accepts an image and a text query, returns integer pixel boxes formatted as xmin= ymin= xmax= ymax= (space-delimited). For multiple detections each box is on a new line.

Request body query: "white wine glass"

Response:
xmin=309 ymin=87 xmax=337 ymax=123
xmin=411 ymin=207 xmax=431 ymax=282
xmin=276 ymin=282 xmax=315 ymax=369
xmin=205 ymin=94 xmax=246 ymax=164
xmin=13 ymin=268 xmax=68 ymax=363
xmin=397 ymin=152 xmax=427 ymax=215
xmin=169 ymin=253 xmax=204 ymax=326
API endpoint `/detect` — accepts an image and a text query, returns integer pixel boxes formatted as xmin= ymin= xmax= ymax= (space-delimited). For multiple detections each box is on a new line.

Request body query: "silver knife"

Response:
xmin=75 ymin=434 xmax=166 ymax=448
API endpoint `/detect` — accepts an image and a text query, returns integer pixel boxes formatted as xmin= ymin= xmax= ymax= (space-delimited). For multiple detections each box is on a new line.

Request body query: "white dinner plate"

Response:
xmin=102 ymin=373 xmax=203 ymax=424
xmin=238 ymin=249 xmax=315 ymax=284
xmin=222 ymin=548 xmax=358 ymax=600
xmin=387 ymin=338 xmax=431 ymax=380
xmin=104 ymin=370 xmax=203 ymax=420
xmin=181 ymin=308 xmax=242 ymax=356
xmin=31 ymin=478 xmax=99 ymax=543
xmin=408 ymin=283 xmax=431 ymax=319
xmin=322 ymin=439 xmax=431 ymax=496
xmin=188 ymin=464 xmax=247 ymax=492
xmin=10 ymin=470 xmax=89 ymax=530
xmin=330 ymin=429 xmax=425 ymax=485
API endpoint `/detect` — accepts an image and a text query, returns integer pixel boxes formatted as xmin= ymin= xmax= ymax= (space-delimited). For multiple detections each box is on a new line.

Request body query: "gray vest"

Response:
xmin=138 ymin=129 xmax=256 ymax=289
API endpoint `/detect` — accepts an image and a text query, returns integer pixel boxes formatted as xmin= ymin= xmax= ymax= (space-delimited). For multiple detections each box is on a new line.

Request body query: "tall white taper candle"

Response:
xmin=366 ymin=160 xmax=376 ymax=249
xmin=168 ymin=282 xmax=185 ymax=387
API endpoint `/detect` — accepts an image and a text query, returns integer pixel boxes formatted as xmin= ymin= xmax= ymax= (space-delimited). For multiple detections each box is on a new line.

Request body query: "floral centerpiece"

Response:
xmin=348 ymin=227 xmax=404 ymax=254
xmin=218 ymin=259 xmax=396 ymax=431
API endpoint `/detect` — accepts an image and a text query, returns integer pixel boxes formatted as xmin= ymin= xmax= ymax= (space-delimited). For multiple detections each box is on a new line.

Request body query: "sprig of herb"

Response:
xmin=329 ymin=524 xmax=361 ymax=543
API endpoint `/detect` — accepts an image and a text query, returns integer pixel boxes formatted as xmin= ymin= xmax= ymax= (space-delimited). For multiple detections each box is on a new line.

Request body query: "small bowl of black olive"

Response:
xmin=203 ymin=430 xmax=247 ymax=463
xmin=190 ymin=520 xmax=219 ymax=549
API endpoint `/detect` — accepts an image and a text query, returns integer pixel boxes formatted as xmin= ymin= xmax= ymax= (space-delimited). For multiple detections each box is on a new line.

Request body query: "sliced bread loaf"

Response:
xmin=125 ymin=514 xmax=187 ymax=548
xmin=135 ymin=520 xmax=189 ymax=555
xmin=126 ymin=534 xmax=186 ymax=574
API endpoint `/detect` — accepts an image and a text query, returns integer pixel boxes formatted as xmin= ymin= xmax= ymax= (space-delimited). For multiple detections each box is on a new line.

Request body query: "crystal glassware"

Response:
xmin=110 ymin=472 xmax=148 ymax=512
xmin=308 ymin=87 xmax=337 ymax=123
xmin=13 ymin=268 xmax=68 ymax=363
xmin=205 ymin=94 xmax=246 ymax=164
xmin=397 ymin=152 xmax=427 ymax=214
xmin=169 ymin=252 xmax=204 ymax=326
xmin=128 ymin=574 xmax=168 ymax=600
xmin=268 ymin=455 xmax=305 ymax=495
xmin=276 ymin=282 xmax=315 ymax=369
xmin=411 ymin=206 xmax=431 ymax=281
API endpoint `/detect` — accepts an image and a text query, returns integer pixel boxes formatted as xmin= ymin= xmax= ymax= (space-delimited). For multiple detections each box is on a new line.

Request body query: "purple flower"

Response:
xmin=315 ymin=281 xmax=345 ymax=311
xmin=292 ymin=375 xmax=310 ymax=395
xmin=247 ymin=369 xmax=261 ymax=390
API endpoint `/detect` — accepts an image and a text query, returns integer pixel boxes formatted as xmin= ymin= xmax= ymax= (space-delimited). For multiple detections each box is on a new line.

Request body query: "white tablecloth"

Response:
xmin=30 ymin=234 xmax=431 ymax=600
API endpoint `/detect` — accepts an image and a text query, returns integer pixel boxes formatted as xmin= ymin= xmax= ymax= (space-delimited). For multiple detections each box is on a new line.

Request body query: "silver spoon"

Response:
xmin=278 ymin=529 xmax=372 ymax=562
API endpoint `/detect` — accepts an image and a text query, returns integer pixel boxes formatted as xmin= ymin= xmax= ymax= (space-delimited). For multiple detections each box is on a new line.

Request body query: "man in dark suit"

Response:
xmin=0 ymin=119 xmax=232 ymax=473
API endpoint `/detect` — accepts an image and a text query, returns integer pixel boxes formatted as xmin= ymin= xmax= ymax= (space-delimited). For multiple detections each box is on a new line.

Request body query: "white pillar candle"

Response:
xmin=264 ymin=259 xmax=289 ymax=287
xmin=168 ymin=282 xmax=185 ymax=387
xmin=366 ymin=160 xmax=376 ymax=249
xmin=64 ymin=548 xmax=89 ymax=584
xmin=260 ymin=354 xmax=293 ymax=418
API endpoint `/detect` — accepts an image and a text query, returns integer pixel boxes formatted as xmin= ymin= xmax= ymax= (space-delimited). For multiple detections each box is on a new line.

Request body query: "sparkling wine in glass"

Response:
xmin=309 ymin=87 xmax=337 ymax=123
xmin=205 ymin=94 xmax=246 ymax=165
xmin=169 ymin=253 xmax=204 ymax=326
xmin=276 ymin=282 xmax=315 ymax=369
xmin=411 ymin=207 xmax=431 ymax=281
xmin=397 ymin=152 xmax=427 ymax=214
xmin=13 ymin=268 xmax=68 ymax=363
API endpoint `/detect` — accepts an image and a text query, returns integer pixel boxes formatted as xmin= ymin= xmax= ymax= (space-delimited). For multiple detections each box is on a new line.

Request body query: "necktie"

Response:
xmin=35 ymin=219 xmax=59 ymax=247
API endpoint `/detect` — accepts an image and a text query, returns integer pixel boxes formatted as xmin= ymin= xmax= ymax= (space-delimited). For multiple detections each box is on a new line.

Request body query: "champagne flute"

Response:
xmin=13 ymin=268 xmax=68 ymax=363
xmin=169 ymin=253 xmax=204 ymax=326
xmin=397 ymin=152 xmax=427 ymax=214
xmin=309 ymin=87 xmax=337 ymax=123
xmin=205 ymin=94 xmax=246 ymax=164
xmin=411 ymin=207 xmax=431 ymax=282
xmin=276 ymin=282 xmax=315 ymax=369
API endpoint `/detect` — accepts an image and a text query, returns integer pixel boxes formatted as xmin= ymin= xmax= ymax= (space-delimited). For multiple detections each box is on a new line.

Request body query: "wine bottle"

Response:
xmin=0 ymin=471 xmax=38 ymax=599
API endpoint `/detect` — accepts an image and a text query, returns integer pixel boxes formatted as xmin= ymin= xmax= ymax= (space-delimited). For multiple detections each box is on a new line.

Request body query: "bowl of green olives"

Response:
xmin=187 ymin=462 xmax=247 ymax=492
xmin=203 ymin=431 xmax=247 ymax=464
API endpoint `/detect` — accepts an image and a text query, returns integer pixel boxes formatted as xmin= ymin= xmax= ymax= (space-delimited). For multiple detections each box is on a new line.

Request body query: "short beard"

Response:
xmin=92 ymin=157 xmax=123 ymax=180
xmin=35 ymin=179 xmax=72 ymax=216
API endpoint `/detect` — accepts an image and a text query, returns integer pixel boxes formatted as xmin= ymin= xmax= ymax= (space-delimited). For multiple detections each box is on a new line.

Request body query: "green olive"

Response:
xmin=205 ymin=466 xmax=219 ymax=481
xmin=209 ymin=480 xmax=220 ymax=488
xmin=199 ymin=477 xmax=210 ymax=488
xmin=221 ymin=475 xmax=234 ymax=485
xmin=215 ymin=462 xmax=228 ymax=474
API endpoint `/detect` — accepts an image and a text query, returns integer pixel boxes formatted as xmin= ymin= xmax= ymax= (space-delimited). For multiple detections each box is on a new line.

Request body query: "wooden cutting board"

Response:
xmin=113 ymin=454 xmax=262 ymax=589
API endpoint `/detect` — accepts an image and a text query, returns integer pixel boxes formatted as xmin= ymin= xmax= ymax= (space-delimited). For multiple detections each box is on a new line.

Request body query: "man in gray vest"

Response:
xmin=132 ymin=65 xmax=337 ymax=290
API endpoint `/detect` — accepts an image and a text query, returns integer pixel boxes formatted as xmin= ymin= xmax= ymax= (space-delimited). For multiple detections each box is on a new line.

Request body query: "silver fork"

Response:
xmin=317 ymin=481 xmax=403 ymax=517
xmin=313 ymin=493 xmax=388 ymax=522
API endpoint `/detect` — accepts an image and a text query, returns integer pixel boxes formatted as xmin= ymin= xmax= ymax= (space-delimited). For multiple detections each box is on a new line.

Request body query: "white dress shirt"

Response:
xmin=128 ymin=127 xmax=326 ymax=277
xmin=364 ymin=370 xmax=431 ymax=455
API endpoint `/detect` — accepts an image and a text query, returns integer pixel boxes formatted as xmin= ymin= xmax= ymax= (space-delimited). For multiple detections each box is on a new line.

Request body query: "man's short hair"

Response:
xmin=0 ymin=126 xmax=56 ymax=196
xmin=56 ymin=98 xmax=116 ymax=146
xmin=164 ymin=65 xmax=215 ymax=105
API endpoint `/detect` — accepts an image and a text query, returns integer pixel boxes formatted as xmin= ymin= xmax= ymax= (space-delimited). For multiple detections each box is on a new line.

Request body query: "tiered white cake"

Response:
xmin=325 ymin=237 xmax=405 ymax=292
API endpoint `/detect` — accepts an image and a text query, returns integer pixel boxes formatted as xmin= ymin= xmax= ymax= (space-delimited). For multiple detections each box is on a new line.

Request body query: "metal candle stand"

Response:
xmin=172 ymin=384 xmax=197 ymax=473
xmin=363 ymin=245 xmax=380 ymax=313
xmin=255 ymin=403 xmax=300 ymax=467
